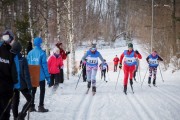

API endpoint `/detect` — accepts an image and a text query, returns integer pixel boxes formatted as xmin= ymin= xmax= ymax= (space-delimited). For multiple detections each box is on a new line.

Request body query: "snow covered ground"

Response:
xmin=14 ymin=43 xmax=180 ymax=120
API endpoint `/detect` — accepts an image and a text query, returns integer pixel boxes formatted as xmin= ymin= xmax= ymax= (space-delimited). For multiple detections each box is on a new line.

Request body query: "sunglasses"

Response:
xmin=91 ymin=48 xmax=96 ymax=51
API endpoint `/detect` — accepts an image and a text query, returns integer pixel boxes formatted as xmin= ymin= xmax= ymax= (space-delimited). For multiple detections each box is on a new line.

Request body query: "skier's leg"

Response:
xmin=86 ymin=66 xmax=92 ymax=88
xmin=153 ymin=67 xmax=157 ymax=85
xmin=148 ymin=67 xmax=153 ymax=84
xmin=123 ymin=66 xmax=129 ymax=93
xmin=104 ymin=70 xmax=106 ymax=81
xmin=91 ymin=67 xmax=98 ymax=92
xmin=83 ymin=68 xmax=86 ymax=82
xmin=129 ymin=66 xmax=135 ymax=85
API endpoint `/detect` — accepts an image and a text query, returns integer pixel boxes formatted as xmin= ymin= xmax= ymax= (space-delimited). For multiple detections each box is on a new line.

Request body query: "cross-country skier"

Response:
xmin=119 ymin=43 xmax=142 ymax=94
xmin=146 ymin=51 xmax=163 ymax=86
xmin=81 ymin=44 xmax=104 ymax=93
xmin=99 ymin=59 xmax=109 ymax=81
xmin=79 ymin=51 xmax=87 ymax=82
xmin=113 ymin=55 xmax=119 ymax=72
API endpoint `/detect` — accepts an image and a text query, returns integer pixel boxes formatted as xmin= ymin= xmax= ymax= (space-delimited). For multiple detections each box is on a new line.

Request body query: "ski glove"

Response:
xmin=66 ymin=51 xmax=70 ymax=55
xmin=119 ymin=63 xmax=122 ymax=69
xmin=135 ymin=50 xmax=139 ymax=54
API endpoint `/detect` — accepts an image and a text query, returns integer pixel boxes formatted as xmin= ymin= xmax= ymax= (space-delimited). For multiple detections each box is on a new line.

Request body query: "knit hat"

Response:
xmin=1 ymin=30 xmax=14 ymax=43
xmin=11 ymin=41 xmax=22 ymax=54
xmin=34 ymin=37 xmax=42 ymax=46
xmin=91 ymin=44 xmax=96 ymax=48
xmin=128 ymin=43 xmax=133 ymax=48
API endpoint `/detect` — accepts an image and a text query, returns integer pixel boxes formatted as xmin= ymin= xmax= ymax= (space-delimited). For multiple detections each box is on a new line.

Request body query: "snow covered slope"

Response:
xmin=15 ymin=43 xmax=180 ymax=120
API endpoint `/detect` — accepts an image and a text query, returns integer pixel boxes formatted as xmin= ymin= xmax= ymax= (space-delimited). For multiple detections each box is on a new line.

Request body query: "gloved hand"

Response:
xmin=66 ymin=51 xmax=70 ymax=55
xmin=135 ymin=50 xmax=139 ymax=54
xmin=119 ymin=63 xmax=122 ymax=69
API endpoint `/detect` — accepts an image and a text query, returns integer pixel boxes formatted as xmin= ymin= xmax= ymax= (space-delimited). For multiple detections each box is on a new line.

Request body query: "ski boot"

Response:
xmin=38 ymin=106 xmax=49 ymax=112
xmin=17 ymin=112 xmax=27 ymax=120
xmin=124 ymin=85 xmax=127 ymax=95
xmin=92 ymin=86 xmax=96 ymax=92
xmin=29 ymin=105 xmax=36 ymax=112
xmin=87 ymin=81 xmax=91 ymax=88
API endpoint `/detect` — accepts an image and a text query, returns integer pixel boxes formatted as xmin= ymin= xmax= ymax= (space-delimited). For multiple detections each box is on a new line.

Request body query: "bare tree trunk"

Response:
xmin=57 ymin=0 xmax=60 ymax=41
xmin=171 ymin=0 xmax=177 ymax=55
xmin=44 ymin=0 xmax=49 ymax=56
xmin=28 ymin=0 xmax=34 ymax=42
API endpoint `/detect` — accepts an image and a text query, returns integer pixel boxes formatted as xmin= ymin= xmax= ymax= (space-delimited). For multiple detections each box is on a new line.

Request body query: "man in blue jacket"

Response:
xmin=11 ymin=41 xmax=32 ymax=120
xmin=27 ymin=37 xmax=50 ymax=112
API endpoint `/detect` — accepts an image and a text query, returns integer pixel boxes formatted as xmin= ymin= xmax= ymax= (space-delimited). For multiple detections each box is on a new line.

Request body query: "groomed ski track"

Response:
xmin=18 ymin=44 xmax=180 ymax=120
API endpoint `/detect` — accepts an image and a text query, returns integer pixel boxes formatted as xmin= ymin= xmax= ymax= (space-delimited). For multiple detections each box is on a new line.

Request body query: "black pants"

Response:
xmin=12 ymin=89 xmax=32 ymax=118
xmin=50 ymin=73 xmax=60 ymax=87
xmin=82 ymin=68 xmax=87 ymax=82
xmin=59 ymin=69 xmax=64 ymax=83
xmin=0 ymin=91 xmax=13 ymax=120
xmin=31 ymin=80 xmax=45 ymax=107
xmin=101 ymin=69 xmax=106 ymax=80
xmin=114 ymin=64 xmax=118 ymax=72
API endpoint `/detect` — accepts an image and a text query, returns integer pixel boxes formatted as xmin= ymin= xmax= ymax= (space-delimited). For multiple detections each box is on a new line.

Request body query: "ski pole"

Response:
xmin=138 ymin=64 xmax=142 ymax=83
xmin=75 ymin=68 xmax=83 ymax=90
xmin=158 ymin=64 xmax=164 ymax=82
xmin=115 ymin=69 xmax=121 ymax=90
xmin=141 ymin=67 xmax=148 ymax=87
xmin=0 ymin=92 xmax=15 ymax=120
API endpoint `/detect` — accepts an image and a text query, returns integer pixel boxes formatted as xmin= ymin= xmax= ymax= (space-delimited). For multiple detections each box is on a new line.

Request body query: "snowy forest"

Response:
xmin=0 ymin=0 xmax=179 ymax=71
xmin=1 ymin=1 xmax=180 ymax=120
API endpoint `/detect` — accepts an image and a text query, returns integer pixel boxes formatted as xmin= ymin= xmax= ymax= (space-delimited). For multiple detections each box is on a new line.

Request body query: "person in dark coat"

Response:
xmin=55 ymin=42 xmax=70 ymax=83
xmin=11 ymin=41 xmax=33 ymax=120
xmin=0 ymin=30 xmax=18 ymax=120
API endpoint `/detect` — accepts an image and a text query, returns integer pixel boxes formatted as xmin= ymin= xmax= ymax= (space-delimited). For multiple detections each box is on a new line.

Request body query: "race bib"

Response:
xmin=125 ymin=57 xmax=135 ymax=63
xmin=102 ymin=65 xmax=107 ymax=69
xmin=149 ymin=59 xmax=158 ymax=65
xmin=87 ymin=57 xmax=98 ymax=64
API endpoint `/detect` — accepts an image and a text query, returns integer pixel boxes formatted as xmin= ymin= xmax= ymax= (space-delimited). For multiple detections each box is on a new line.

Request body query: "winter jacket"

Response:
xmin=99 ymin=63 xmax=109 ymax=72
xmin=48 ymin=54 xmax=63 ymax=74
xmin=119 ymin=50 xmax=142 ymax=67
xmin=146 ymin=54 xmax=163 ymax=67
xmin=0 ymin=41 xmax=18 ymax=95
xmin=113 ymin=57 xmax=119 ymax=65
xmin=27 ymin=46 xmax=50 ymax=82
xmin=14 ymin=53 xmax=32 ymax=90
xmin=82 ymin=50 xmax=104 ymax=67
xmin=59 ymin=48 xmax=67 ymax=60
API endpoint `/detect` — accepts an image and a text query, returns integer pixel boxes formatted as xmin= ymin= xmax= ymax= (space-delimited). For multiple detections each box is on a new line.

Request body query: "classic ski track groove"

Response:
xmin=152 ymin=87 xmax=180 ymax=106
xmin=133 ymin=94 xmax=159 ymax=120
xmin=73 ymin=80 xmax=105 ymax=120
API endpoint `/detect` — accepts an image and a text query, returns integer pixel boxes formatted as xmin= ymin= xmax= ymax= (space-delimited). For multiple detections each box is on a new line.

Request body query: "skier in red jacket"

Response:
xmin=113 ymin=55 xmax=119 ymax=72
xmin=119 ymin=43 xmax=142 ymax=94
xmin=48 ymin=48 xmax=63 ymax=87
